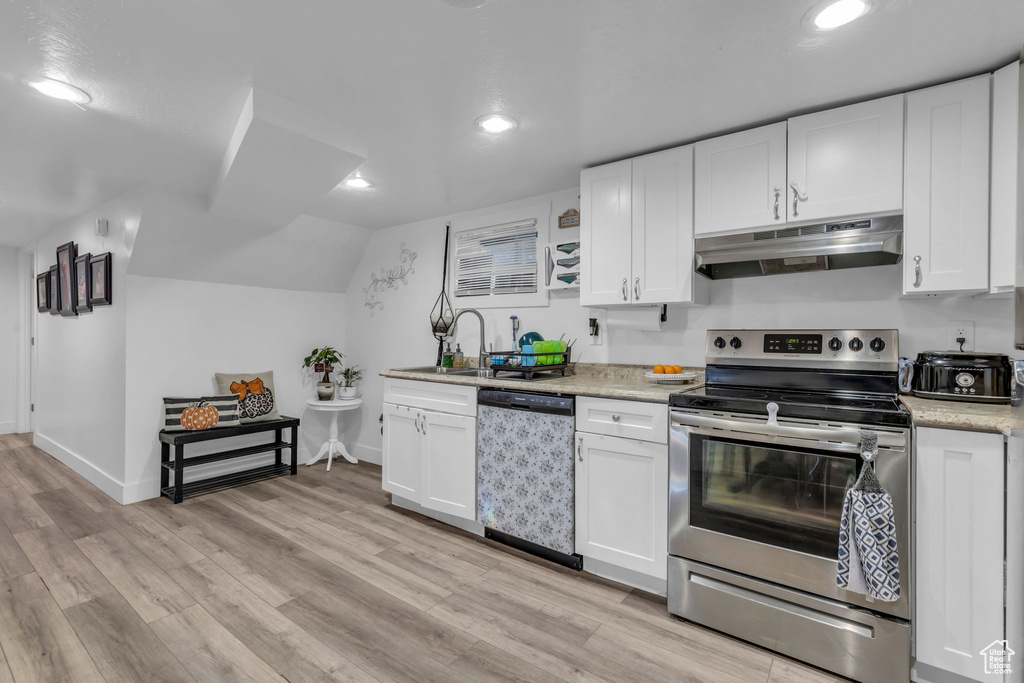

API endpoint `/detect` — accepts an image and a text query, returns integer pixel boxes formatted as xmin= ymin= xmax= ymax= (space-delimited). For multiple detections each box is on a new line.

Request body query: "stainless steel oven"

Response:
xmin=667 ymin=329 xmax=912 ymax=683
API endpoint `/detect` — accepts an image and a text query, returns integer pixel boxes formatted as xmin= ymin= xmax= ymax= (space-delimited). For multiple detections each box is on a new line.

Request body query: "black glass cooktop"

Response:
xmin=669 ymin=385 xmax=911 ymax=428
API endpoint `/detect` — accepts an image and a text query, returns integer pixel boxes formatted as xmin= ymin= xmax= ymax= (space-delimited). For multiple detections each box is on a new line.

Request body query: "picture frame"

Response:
xmin=75 ymin=252 xmax=92 ymax=312
xmin=48 ymin=265 xmax=59 ymax=315
xmin=89 ymin=252 xmax=112 ymax=306
xmin=36 ymin=273 xmax=50 ymax=313
xmin=558 ymin=209 xmax=580 ymax=229
xmin=56 ymin=241 xmax=77 ymax=317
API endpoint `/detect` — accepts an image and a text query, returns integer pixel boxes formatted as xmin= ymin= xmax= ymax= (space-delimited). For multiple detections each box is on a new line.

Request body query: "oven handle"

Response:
xmin=670 ymin=412 xmax=906 ymax=449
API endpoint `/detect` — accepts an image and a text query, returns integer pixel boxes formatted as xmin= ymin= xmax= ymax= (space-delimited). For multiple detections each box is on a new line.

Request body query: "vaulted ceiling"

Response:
xmin=1 ymin=0 xmax=1022 ymax=248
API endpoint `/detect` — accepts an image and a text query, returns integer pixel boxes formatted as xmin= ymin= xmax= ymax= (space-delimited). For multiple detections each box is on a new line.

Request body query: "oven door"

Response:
xmin=668 ymin=409 xmax=910 ymax=619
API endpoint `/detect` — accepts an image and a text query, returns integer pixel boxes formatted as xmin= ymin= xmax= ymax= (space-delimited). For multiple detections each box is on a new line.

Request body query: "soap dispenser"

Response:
xmin=442 ymin=343 xmax=454 ymax=368
xmin=453 ymin=344 xmax=464 ymax=368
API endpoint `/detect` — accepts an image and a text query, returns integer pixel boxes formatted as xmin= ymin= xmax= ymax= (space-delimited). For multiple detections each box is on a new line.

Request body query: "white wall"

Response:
xmin=123 ymin=275 xmax=347 ymax=503
xmin=347 ymin=188 xmax=1015 ymax=463
xmin=0 ymin=247 xmax=20 ymax=434
xmin=32 ymin=192 xmax=141 ymax=501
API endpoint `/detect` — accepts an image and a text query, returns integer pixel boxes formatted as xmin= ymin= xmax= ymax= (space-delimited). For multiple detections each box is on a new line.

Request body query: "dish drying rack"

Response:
xmin=487 ymin=346 xmax=572 ymax=379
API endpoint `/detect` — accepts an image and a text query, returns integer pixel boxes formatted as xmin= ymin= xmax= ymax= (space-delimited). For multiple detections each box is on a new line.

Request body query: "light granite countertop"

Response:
xmin=900 ymin=395 xmax=1016 ymax=435
xmin=380 ymin=363 xmax=703 ymax=404
xmin=382 ymin=363 xmax=1017 ymax=433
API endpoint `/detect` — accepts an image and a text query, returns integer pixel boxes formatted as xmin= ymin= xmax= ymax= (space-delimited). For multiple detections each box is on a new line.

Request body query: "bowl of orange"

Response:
xmin=645 ymin=364 xmax=697 ymax=383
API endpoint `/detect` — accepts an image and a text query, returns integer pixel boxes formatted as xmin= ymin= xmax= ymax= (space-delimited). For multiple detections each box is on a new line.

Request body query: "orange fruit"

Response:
xmin=673 ymin=365 xmax=683 ymax=374
xmin=653 ymin=365 xmax=664 ymax=374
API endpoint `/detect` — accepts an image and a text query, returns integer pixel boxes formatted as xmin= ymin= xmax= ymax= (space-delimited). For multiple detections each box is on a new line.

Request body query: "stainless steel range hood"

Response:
xmin=695 ymin=216 xmax=903 ymax=280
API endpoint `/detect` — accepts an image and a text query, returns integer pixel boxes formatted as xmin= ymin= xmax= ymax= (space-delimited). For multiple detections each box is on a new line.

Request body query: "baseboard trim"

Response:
xmin=582 ymin=556 xmax=667 ymax=596
xmin=0 ymin=421 xmax=15 ymax=436
xmin=352 ymin=442 xmax=382 ymax=466
xmin=33 ymin=433 xmax=124 ymax=505
xmin=391 ymin=494 xmax=484 ymax=536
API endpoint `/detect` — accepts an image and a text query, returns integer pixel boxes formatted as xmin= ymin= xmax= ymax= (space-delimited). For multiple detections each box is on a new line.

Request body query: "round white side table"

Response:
xmin=305 ymin=398 xmax=362 ymax=471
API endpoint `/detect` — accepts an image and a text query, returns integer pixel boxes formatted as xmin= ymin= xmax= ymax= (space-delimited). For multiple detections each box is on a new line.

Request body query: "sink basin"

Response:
xmin=395 ymin=366 xmax=494 ymax=378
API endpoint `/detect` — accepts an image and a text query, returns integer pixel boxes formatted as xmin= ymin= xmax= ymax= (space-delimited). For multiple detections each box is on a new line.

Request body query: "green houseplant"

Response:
xmin=303 ymin=346 xmax=344 ymax=400
xmin=337 ymin=365 xmax=364 ymax=400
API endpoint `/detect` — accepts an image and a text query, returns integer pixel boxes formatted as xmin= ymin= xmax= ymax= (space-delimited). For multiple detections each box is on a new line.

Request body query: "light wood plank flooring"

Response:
xmin=0 ymin=433 xmax=849 ymax=682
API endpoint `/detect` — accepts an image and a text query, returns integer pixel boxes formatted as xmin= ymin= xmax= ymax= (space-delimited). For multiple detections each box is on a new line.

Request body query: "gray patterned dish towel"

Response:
xmin=836 ymin=431 xmax=901 ymax=602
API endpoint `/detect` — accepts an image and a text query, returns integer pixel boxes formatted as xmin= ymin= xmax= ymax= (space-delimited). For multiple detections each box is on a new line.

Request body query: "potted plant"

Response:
xmin=303 ymin=346 xmax=344 ymax=400
xmin=337 ymin=365 xmax=364 ymax=400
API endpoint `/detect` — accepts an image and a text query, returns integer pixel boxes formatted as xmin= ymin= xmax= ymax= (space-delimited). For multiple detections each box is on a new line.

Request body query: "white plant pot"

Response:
xmin=336 ymin=386 xmax=359 ymax=400
xmin=316 ymin=382 xmax=335 ymax=401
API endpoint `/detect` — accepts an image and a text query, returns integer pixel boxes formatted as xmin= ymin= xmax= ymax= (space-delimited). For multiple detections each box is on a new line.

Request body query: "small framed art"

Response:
xmin=56 ymin=241 xmax=77 ymax=317
xmin=558 ymin=209 xmax=580 ymax=229
xmin=75 ymin=252 xmax=92 ymax=312
xmin=48 ymin=266 xmax=59 ymax=315
xmin=90 ymin=252 xmax=112 ymax=306
xmin=36 ymin=273 xmax=50 ymax=313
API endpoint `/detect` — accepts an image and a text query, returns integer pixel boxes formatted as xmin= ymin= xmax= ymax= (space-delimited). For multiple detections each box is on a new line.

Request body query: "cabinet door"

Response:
xmin=904 ymin=76 xmax=991 ymax=295
xmin=787 ymin=94 xmax=904 ymax=222
xmin=575 ymin=433 xmax=667 ymax=579
xmin=693 ymin=122 xmax=787 ymax=236
xmin=421 ymin=410 xmax=477 ymax=520
xmin=632 ymin=146 xmax=701 ymax=305
xmin=580 ymin=159 xmax=632 ymax=306
xmin=990 ymin=61 xmax=1020 ymax=293
xmin=382 ymin=403 xmax=421 ymax=502
xmin=916 ymin=427 xmax=1004 ymax=682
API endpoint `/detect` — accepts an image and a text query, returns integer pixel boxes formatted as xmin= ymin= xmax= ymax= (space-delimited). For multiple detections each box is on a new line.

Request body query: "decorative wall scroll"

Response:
xmin=363 ymin=243 xmax=417 ymax=316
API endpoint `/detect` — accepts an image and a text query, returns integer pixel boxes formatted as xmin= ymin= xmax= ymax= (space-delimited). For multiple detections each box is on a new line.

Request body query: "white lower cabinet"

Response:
xmin=575 ymin=426 xmax=667 ymax=581
xmin=382 ymin=381 xmax=477 ymax=521
xmin=915 ymin=427 xmax=1005 ymax=682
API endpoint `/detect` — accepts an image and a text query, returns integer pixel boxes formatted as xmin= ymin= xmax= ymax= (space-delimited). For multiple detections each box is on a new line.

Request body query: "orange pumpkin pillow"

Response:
xmin=162 ymin=396 xmax=241 ymax=432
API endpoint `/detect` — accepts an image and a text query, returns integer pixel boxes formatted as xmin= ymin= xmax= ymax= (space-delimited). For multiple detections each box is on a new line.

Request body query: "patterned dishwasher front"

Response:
xmin=476 ymin=404 xmax=575 ymax=555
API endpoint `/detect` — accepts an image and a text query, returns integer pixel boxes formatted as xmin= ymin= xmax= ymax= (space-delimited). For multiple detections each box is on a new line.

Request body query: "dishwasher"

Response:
xmin=476 ymin=389 xmax=581 ymax=569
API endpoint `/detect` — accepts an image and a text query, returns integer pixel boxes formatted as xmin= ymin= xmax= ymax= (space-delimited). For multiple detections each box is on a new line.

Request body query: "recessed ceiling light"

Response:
xmin=26 ymin=77 xmax=91 ymax=104
xmin=812 ymin=0 xmax=868 ymax=30
xmin=344 ymin=176 xmax=374 ymax=189
xmin=475 ymin=114 xmax=517 ymax=134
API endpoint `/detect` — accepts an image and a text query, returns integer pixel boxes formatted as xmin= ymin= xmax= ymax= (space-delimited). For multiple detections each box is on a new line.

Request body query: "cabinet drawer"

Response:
xmin=576 ymin=397 xmax=667 ymax=444
xmin=382 ymin=379 xmax=477 ymax=417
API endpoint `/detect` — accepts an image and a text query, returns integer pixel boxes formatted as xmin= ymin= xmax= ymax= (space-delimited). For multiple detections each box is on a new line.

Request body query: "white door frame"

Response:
xmin=16 ymin=249 xmax=34 ymax=434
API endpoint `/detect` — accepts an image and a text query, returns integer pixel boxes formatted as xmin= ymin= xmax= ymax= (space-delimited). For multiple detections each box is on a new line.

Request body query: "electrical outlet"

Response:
xmin=947 ymin=320 xmax=974 ymax=352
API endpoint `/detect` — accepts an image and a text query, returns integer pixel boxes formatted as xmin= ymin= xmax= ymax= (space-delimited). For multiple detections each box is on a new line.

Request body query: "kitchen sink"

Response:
xmin=395 ymin=366 xmax=495 ymax=378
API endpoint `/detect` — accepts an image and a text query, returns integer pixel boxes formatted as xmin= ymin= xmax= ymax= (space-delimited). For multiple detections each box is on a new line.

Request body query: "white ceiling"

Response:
xmin=1 ymin=0 xmax=1021 ymax=247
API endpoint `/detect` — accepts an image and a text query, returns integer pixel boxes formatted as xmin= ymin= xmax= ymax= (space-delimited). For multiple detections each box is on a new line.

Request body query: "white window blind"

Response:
xmin=453 ymin=218 xmax=539 ymax=297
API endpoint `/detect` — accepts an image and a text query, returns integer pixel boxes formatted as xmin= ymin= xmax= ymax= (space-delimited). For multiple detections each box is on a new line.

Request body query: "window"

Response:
xmin=449 ymin=203 xmax=550 ymax=308
xmin=454 ymin=219 xmax=538 ymax=297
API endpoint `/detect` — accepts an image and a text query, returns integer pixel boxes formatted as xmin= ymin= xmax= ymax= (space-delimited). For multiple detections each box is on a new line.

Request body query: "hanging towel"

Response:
xmin=836 ymin=431 xmax=901 ymax=602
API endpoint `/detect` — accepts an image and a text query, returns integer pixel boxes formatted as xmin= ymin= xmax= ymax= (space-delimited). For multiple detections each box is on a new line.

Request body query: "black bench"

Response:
xmin=158 ymin=417 xmax=300 ymax=503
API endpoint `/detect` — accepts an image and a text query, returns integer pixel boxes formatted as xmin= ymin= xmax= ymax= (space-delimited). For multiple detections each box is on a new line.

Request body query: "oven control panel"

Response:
xmin=763 ymin=334 xmax=822 ymax=354
xmin=706 ymin=329 xmax=899 ymax=372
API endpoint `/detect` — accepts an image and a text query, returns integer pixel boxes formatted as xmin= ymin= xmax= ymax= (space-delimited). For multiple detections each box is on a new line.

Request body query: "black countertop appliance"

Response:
xmin=912 ymin=351 xmax=1012 ymax=403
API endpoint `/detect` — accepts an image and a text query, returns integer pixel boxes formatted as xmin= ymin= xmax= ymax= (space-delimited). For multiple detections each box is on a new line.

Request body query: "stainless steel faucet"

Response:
xmin=451 ymin=308 xmax=487 ymax=368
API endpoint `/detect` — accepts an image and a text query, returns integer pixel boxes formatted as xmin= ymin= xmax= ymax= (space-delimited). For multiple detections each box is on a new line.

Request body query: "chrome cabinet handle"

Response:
xmin=913 ymin=255 xmax=922 ymax=288
xmin=414 ymin=412 xmax=421 ymax=433
xmin=790 ymin=181 xmax=807 ymax=218
xmin=421 ymin=414 xmax=427 ymax=434
xmin=773 ymin=187 xmax=780 ymax=220
xmin=611 ymin=414 xmax=621 ymax=422
xmin=577 ymin=437 xmax=583 ymax=462
xmin=621 ymin=278 xmax=628 ymax=301
xmin=634 ymin=277 xmax=641 ymax=300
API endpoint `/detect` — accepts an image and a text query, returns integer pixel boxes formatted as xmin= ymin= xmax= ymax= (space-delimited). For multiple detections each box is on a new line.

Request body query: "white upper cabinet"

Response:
xmin=581 ymin=149 xmax=706 ymax=307
xmin=694 ymin=122 xmax=787 ymax=236
xmin=904 ymin=75 xmax=991 ymax=296
xmin=990 ymin=60 xmax=1020 ymax=294
xmin=580 ymin=159 xmax=632 ymax=306
xmin=632 ymin=146 xmax=700 ymax=304
xmin=787 ymin=94 xmax=905 ymax=223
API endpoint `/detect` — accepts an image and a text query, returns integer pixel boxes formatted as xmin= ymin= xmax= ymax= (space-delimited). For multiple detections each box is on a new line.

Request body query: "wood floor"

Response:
xmin=0 ymin=433 xmax=849 ymax=683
